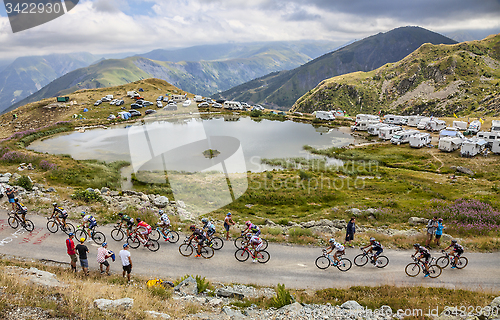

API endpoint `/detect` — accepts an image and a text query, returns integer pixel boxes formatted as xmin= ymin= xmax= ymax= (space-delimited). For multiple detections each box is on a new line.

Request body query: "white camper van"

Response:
xmin=407 ymin=115 xmax=424 ymax=127
xmin=491 ymin=120 xmax=500 ymax=133
xmin=476 ymin=131 xmax=500 ymax=145
xmin=351 ymin=120 xmax=380 ymax=131
xmin=171 ymin=94 xmax=187 ymax=102
xmin=384 ymin=115 xmax=407 ymax=125
xmin=468 ymin=120 xmax=481 ymax=134
xmin=426 ymin=119 xmax=447 ymax=132
xmin=439 ymin=136 xmax=463 ymax=152
xmin=409 ymin=133 xmax=431 ymax=148
xmin=391 ymin=130 xmax=419 ymax=145
xmin=492 ymin=140 xmax=500 ymax=154
xmin=379 ymin=126 xmax=403 ymax=140
xmin=452 ymin=121 xmax=467 ymax=131
xmin=194 ymin=95 xmax=204 ymax=102
xmin=417 ymin=117 xmax=432 ymax=130
xmin=367 ymin=123 xmax=389 ymax=136
xmin=316 ymin=111 xmax=334 ymax=121
xmin=460 ymin=138 xmax=488 ymax=157
xmin=356 ymin=114 xmax=380 ymax=122
xmin=224 ymin=101 xmax=242 ymax=110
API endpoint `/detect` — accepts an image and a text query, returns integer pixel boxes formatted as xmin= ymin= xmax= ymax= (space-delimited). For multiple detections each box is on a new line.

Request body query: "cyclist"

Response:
xmin=361 ymin=237 xmax=384 ymax=264
xmin=134 ymin=218 xmax=152 ymax=245
xmin=443 ymin=239 xmax=464 ymax=269
xmin=246 ymin=233 xmax=264 ymax=263
xmin=117 ymin=212 xmax=135 ymax=236
xmin=187 ymin=225 xmax=205 ymax=258
xmin=157 ymin=210 xmax=171 ymax=241
xmin=201 ymin=218 xmax=216 ymax=243
xmin=413 ymin=243 xmax=431 ymax=277
xmin=14 ymin=198 xmax=28 ymax=223
xmin=49 ymin=203 xmax=68 ymax=229
xmin=325 ymin=238 xmax=345 ymax=265
xmin=242 ymin=220 xmax=261 ymax=237
xmin=81 ymin=211 xmax=97 ymax=231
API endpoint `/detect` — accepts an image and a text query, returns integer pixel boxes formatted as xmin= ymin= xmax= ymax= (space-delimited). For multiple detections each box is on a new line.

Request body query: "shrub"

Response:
xmin=272 ymin=284 xmax=293 ymax=308
xmin=195 ymin=275 xmax=210 ymax=294
xmin=299 ymin=170 xmax=312 ymax=181
xmin=147 ymin=284 xmax=172 ymax=299
xmin=39 ymin=160 xmax=58 ymax=171
xmin=15 ymin=175 xmax=33 ymax=191
xmin=71 ymin=189 xmax=103 ymax=203
xmin=250 ymin=110 xmax=263 ymax=117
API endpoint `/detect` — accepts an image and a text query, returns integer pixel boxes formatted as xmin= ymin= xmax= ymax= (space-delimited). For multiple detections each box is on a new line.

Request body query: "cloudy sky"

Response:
xmin=1 ymin=0 xmax=500 ymax=61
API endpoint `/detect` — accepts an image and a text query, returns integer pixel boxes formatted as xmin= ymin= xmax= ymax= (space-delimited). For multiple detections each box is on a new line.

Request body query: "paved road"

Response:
xmin=1 ymin=214 xmax=499 ymax=292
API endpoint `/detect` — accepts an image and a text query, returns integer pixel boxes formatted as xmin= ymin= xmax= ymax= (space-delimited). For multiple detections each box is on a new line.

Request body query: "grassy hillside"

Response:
xmin=213 ymin=26 xmax=457 ymax=110
xmin=292 ymin=33 xmax=500 ymax=117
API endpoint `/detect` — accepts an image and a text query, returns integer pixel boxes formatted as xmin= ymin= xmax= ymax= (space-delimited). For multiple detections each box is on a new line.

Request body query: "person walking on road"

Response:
xmin=75 ymin=238 xmax=89 ymax=276
xmin=434 ymin=218 xmax=445 ymax=247
xmin=119 ymin=243 xmax=132 ymax=282
xmin=426 ymin=216 xmax=438 ymax=247
xmin=5 ymin=187 xmax=16 ymax=212
xmin=344 ymin=217 xmax=356 ymax=247
xmin=97 ymin=242 xmax=113 ymax=276
xmin=66 ymin=233 xmax=77 ymax=272
xmin=223 ymin=212 xmax=235 ymax=240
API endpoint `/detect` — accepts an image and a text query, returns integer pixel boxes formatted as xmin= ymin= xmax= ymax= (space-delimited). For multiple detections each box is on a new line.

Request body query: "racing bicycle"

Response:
xmin=178 ymin=237 xmax=214 ymax=259
xmin=435 ymin=250 xmax=468 ymax=269
xmin=234 ymin=245 xmax=270 ymax=263
xmin=75 ymin=224 xmax=106 ymax=245
xmin=7 ymin=211 xmax=34 ymax=232
xmin=234 ymin=231 xmax=268 ymax=250
xmin=405 ymin=255 xmax=442 ymax=278
xmin=110 ymin=223 xmax=133 ymax=241
xmin=46 ymin=217 xmax=75 ymax=235
xmin=354 ymin=249 xmax=389 ymax=268
xmin=315 ymin=250 xmax=352 ymax=272
xmin=127 ymin=230 xmax=160 ymax=252
xmin=148 ymin=224 xmax=180 ymax=244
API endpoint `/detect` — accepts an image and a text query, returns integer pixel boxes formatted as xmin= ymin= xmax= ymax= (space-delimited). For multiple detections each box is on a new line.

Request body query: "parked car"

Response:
xmin=145 ymin=109 xmax=156 ymax=115
xmin=163 ymin=96 xmax=169 ymax=102
xmin=212 ymin=103 xmax=222 ymax=108
xmin=143 ymin=101 xmax=153 ymax=107
xmin=101 ymin=97 xmax=111 ymax=102
xmin=163 ymin=103 xmax=177 ymax=111
xmin=115 ymin=100 xmax=124 ymax=106
xmin=110 ymin=99 xmax=118 ymax=105
xmin=135 ymin=99 xmax=144 ymax=105
xmin=156 ymin=101 xmax=163 ymax=108
xmin=198 ymin=102 xmax=210 ymax=108
xmin=129 ymin=110 xmax=142 ymax=117
xmin=131 ymin=103 xmax=142 ymax=109
xmin=94 ymin=100 xmax=102 ymax=106
xmin=157 ymin=96 xmax=163 ymax=101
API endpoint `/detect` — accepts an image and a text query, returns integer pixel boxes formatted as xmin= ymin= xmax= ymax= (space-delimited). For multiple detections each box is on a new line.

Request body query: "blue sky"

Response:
xmin=1 ymin=0 xmax=500 ymax=60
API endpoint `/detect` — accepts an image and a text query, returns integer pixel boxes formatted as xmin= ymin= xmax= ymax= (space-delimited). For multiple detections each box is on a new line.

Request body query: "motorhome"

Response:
xmin=476 ymin=131 xmax=500 ymax=145
xmin=351 ymin=120 xmax=379 ymax=131
xmin=468 ymin=120 xmax=481 ymax=134
xmin=356 ymin=114 xmax=380 ymax=122
xmin=367 ymin=123 xmax=389 ymax=136
xmin=492 ymin=140 xmax=500 ymax=154
xmin=407 ymin=115 xmax=424 ymax=127
xmin=452 ymin=121 xmax=468 ymax=131
xmin=127 ymin=91 xmax=139 ymax=98
xmin=416 ymin=117 xmax=432 ymax=130
xmin=460 ymin=138 xmax=488 ymax=157
xmin=439 ymin=136 xmax=463 ymax=152
xmin=390 ymin=130 xmax=419 ymax=145
xmin=316 ymin=111 xmax=334 ymax=121
xmin=491 ymin=120 xmax=500 ymax=133
xmin=223 ymin=101 xmax=242 ymax=110
xmin=171 ymin=94 xmax=187 ymax=102
xmin=439 ymin=129 xmax=464 ymax=140
xmin=194 ymin=95 xmax=204 ymax=102
xmin=384 ymin=114 xmax=407 ymax=125
xmin=426 ymin=119 xmax=447 ymax=132
xmin=378 ymin=126 xmax=403 ymax=140
xmin=409 ymin=133 xmax=431 ymax=148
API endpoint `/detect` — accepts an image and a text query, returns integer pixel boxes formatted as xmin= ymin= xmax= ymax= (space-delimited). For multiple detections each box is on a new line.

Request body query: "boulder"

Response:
xmin=215 ymin=288 xmax=244 ymax=300
xmin=0 ymin=176 xmax=9 ymax=183
xmin=365 ymin=208 xmax=378 ymax=214
xmin=331 ymin=219 xmax=347 ymax=229
xmin=154 ymin=196 xmax=169 ymax=208
xmin=3 ymin=172 xmax=12 ymax=178
xmin=279 ymin=302 xmax=303 ymax=313
xmin=301 ymin=221 xmax=316 ymax=228
xmin=110 ymin=191 xmax=119 ymax=197
xmin=341 ymin=300 xmax=363 ymax=310
xmin=265 ymin=219 xmax=276 ymax=226
xmin=177 ymin=200 xmax=186 ymax=208
xmin=145 ymin=311 xmax=171 ymax=319
xmin=221 ymin=307 xmax=245 ymax=319
xmin=25 ymin=267 xmax=66 ymax=288
xmin=100 ymin=187 xmax=110 ymax=194
xmin=455 ymin=166 xmax=474 ymax=176
xmin=208 ymin=298 xmax=223 ymax=307
xmin=408 ymin=217 xmax=428 ymax=225
xmin=46 ymin=187 xmax=56 ymax=193
xmin=316 ymin=219 xmax=334 ymax=227
xmin=94 ymin=298 xmax=133 ymax=311
xmin=174 ymin=276 xmax=198 ymax=296
xmin=310 ymin=226 xmax=339 ymax=234
xmin=346 ymin=208 xmax=362 ymax=216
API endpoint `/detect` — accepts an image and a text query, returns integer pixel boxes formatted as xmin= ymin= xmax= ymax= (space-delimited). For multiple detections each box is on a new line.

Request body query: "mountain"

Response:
xmin=8 ymin=42 xmax=342 ymax=113
xmin=0 ymin=53 xmax=98 ymax=114
xmin=212 ymin=26 xmax=458 ymax=110
xmin=291 ymin=33 xmax=500 ymax=117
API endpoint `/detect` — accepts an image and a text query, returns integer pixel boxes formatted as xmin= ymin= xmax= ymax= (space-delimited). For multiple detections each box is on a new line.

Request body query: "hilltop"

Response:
xmin=212 ymin=26 xmax=457 ymax=110
xmin=292 ymin=33 xmax=500 ymax=116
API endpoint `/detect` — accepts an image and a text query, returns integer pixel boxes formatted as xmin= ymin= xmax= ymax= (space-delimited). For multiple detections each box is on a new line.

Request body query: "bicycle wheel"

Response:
xmin=75 ymin=229 xmax=87 ymax=241
xmin=456 ymin=256 xmax=468 ymax=269
xmin=210 ymin=237 xmax=224 ymax=250
xmin=167 ymin=230 xmax=180 ymax=243
xmin=405 ymin=263 xmax=421 ymax=277
xmin=111 ymin=228 xmax=125 ymax=241
xmin=375 ymin=256 xmax=389 ymax=268
xmin=149 ymin=229 xmax=161 ymax=241
xmin=179 ymin=243 xmax=193 ymax=257
xmin=234 ymin=249 xmax=250 ymax=262
xmin=315 ymin=256 xmax=330 ymax=269
xmin=435 ymin=256 xmax=450 ymax=269
xmin=23 ymin=220 xmax=34 ymax=232
xmin=256 ymin=250 xmax=270 ymax=263
xmin=146 ymin=239 xmax=160 ymax=252
xmin=354 ymin=254 xmax=369 ymax=267
xmin=127 ymin=235 xmax=141 ymax=249
xmin=337 ymin=258 xmax=352 ymax=272
xmin=62 ymin=223 xmax=75 ymax=235
xmin=260 ymin=239 xmax=269 ymax=251
xmin=200 ymin=246 xmax=214 ymax=259
xmin=92 ymin=231 xmax=106 ymax=245
xmin=7 ymin=216 xmax=19 ymax=229
xmin=428 ymin=264 xmax=442 ymax=278
xmin=234 ymin=236 xmax=246 ymax=249
xmin=46 ymin=220 xmax=58 ymax=233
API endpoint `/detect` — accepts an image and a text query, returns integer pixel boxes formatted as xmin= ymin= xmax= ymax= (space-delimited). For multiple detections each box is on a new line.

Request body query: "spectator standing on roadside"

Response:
xmin=434 ymin=218 xmax=445 ymax=247
xmin=119 ymin=243 xmax=132 ymax=282
xmin=97 ymin=242 xmax=113 ymax=276
xmin=66 ymin=233 xmax=77 ymax=272
xmin=223 ymin=212 xmax=235 ymax=241
xmin=75 ymin=238 xmax=89 ymax=276
xmin=426 ymin=216 xmax=438 ymax=247
xmin=344 ymin=217 xmax=356 ymax=247
xmin=5 ymin=187 xmax=16 ymax=211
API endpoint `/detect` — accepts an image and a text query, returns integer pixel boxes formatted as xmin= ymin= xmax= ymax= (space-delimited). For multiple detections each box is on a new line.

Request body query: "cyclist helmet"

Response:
xmin=102 ymin=242 xmax=107 ymax=247
xmin=329 ymin=238 xmax=335 ymax=243
xmin=52 ymin=202 xmax=57 ymax=207
xmin=118 ymin=212 xmax=123 ymax=216
xmin=413 ymin=243 xmax=420 ymax=248
xmin=245 ymin=221 xmax=251 ymax=226
xmin=227 ymin=212 xmax=231 ymax=216
xmin=159 ymin=210 xmax=163 ymax=214
xmin=370 ymin=237 xmax=375 ymax=242
xmin=136 ymin=218 xmax=141 ymax=222
xmin=451 ymin=239 xmax=457 ymax=244
xmin=201 ymin=218 xmax=208 ymax=224
xmin=81 ymin=211 xmax=86 ymax=217
xmin=246 ymin=233 xmax=252 ymax=239
xmin=189 ymin=225 xmax=196 ymax=231
xmin=14 ymin=198 xmax=18 ymax=202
